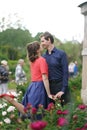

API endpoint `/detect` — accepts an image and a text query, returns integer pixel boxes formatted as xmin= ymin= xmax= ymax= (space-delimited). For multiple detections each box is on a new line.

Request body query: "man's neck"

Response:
xmin=48 ymin=44 xmax=54 ymax=54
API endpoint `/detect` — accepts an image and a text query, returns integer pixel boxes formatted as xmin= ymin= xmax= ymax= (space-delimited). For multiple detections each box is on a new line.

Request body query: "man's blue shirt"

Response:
xmin=43 ymin=47 xmax=68 ymax=92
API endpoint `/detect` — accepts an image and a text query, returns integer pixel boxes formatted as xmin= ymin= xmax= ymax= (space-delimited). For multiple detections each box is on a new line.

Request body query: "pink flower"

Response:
xmin=84 ymin=123 xmax=87 ymax=128
xmin=78 ymin=104 xmax=86 ymax=110
xmin=56 ymin=110 xmax=62 ymax=115
xmin=57 ymin=117 xmax=68 ymax=127
xmin=62 ymin=110 xmax=69 ymax=115
xmin=24 ymin=103 xmax=32 ymax=113
xmin=31 ymin=107 xmax=37 ymax=114
xmin=38 ymin=104 xmax=43 ymax=109
xmin=57 ymin=110 xmax=69 ymax=115
xmin=47 ymin=102 xmax=55 ymax=111
xmin=23 ymin=107 xmax=28 ymax=113
xmin=26 ymin=103 xmax=32 ymax=109
xmin=73 ymin=114 xmax=78 ymax=120
xmin=30 ymin=121 xmax=47 ymax=130
xmin=81 ymin=128 xmax=86 ymax=130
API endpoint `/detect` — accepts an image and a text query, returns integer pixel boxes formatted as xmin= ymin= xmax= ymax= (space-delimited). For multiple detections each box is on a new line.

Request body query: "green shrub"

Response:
xmin=69 ymin=74 xmax=82 ymax=91
xmin=16 ymin=82 xmax=29 ymax=95
xmin=68 ymin=74 xmax=82 ymax=105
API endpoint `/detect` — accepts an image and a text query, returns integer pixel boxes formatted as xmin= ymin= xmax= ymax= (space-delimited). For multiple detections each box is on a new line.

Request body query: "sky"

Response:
xmin=0 ymin=0 xmax=86 ymax=42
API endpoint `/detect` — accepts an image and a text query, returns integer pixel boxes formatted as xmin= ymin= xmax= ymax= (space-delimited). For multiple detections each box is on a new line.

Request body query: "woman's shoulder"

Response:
xmin=39 ymin=56 xmax=46 ymax=61
xmin=37 ymin=57 xmax=47 ymax=63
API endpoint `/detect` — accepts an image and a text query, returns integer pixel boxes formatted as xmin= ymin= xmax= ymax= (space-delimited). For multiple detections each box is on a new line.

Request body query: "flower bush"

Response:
xmin=27 ymin=100 xmax=87 ymax=130
xmin=0 ymin=91 xmax=29 ymax=130
xmin=0 ymin=93 xmax=87 ymax=130
xmin=0 ymin=83 xmax=87 ymax=130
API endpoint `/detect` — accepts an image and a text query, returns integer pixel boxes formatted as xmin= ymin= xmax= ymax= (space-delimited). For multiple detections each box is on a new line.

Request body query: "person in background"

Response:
xmin=15 ymin=59 xmax=27 ymax=85
xmin=73 ymin=61 xmax=79 ymax=77
xmin=0 ymin=60 xmax=9 ymax=95
xmin=40 ymin=31 xmax=70 ymax=106
xmin=1 ymin=41 xmax=54 ymax=120
xmin=68 ymin=62 xmax=75 ymax=78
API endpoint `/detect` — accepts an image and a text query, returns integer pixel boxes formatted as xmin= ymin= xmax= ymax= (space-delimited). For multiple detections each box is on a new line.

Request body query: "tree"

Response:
xmin=0 ymin=28 xmax=33 ymax=48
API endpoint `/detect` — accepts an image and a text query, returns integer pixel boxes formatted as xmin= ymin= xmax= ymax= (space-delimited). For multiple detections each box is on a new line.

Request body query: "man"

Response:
xmin=40 ymin=31 xmax=70 ymax=105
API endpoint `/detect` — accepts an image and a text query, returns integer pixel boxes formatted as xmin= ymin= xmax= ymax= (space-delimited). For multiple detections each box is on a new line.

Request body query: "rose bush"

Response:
xmin=0 ymin=83 xmax=87 ymax=130
xmin=0 ymin=94 xmax=87 ymax=130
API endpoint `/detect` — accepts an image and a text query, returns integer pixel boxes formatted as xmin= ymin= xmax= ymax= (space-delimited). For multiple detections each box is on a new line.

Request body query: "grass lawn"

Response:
xmin=8 ymin=81 xmax=16 ymax=90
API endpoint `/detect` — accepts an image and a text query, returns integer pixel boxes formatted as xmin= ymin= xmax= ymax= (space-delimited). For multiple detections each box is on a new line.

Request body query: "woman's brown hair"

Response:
xmin=27 ymin=41 xmax=40 ymax=62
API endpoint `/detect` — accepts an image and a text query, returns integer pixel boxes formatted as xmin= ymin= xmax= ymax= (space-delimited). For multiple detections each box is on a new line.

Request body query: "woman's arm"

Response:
xmin=42 ymin=74 xmax=53 ymax=99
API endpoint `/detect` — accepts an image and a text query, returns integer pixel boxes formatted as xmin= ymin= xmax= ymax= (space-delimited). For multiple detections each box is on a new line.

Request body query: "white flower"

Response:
xmin=0 ymin=104 xmax=3 ymax=109
xmin=7 ymin=106 xmax=15 ymax=112
xmin=7 ymin=91 xmax=17 ymax=97
xmin=4 ymin=118 xmax=11 ymax=124
xmin=11 ymin=91 xmax=17 ymax=97
xmin=19 ymin=91 xmax=22 ymax=94
xmin=18 ymin=82 xmax=22 ymax=85
xmin=2 ymin=111 xmax=7 ymax=116
xmin=57 ymin=103 xmax=61 ymax=107
xmin=17 ymin=91 xmax=22 ymax=96
xmin=3 ymin=103 xmax=7 ymax=107
xmin=14 ymin=98 xmax=18 ymax=101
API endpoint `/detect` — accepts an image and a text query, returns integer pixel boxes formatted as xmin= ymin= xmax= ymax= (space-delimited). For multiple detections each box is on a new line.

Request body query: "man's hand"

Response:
xmin=54 ymin=91 xmax=64 ymax=99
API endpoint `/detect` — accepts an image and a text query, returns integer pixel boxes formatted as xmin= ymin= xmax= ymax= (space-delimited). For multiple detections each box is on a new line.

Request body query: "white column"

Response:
xmin=79 ymin=2 xmax=87 ymax=104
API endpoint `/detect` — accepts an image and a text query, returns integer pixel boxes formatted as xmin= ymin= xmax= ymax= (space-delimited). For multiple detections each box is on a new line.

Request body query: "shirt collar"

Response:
xmin=46 ymin=47 xmax=56 ymax=54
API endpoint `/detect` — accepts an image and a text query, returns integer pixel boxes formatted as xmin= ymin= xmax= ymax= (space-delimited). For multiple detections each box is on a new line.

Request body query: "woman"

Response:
xmin=1 ymin=41 xmax=53 ymax=117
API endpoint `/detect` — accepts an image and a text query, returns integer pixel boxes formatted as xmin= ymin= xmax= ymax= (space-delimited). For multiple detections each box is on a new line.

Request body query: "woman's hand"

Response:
xmin=48 ymin=94 xmax=56 ymax=100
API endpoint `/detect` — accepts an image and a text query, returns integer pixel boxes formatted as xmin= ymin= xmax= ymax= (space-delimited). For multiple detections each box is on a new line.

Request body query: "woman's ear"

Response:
xmin=37 ymin=49 xmax=40 ymax=53
xmin=48 ymin=38 xmax=51 ymax=42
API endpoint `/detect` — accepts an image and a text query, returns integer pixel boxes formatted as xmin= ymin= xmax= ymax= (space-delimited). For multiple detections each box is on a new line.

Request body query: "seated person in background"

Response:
xmin=15 ymin=59 xmax=27 ymax=85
